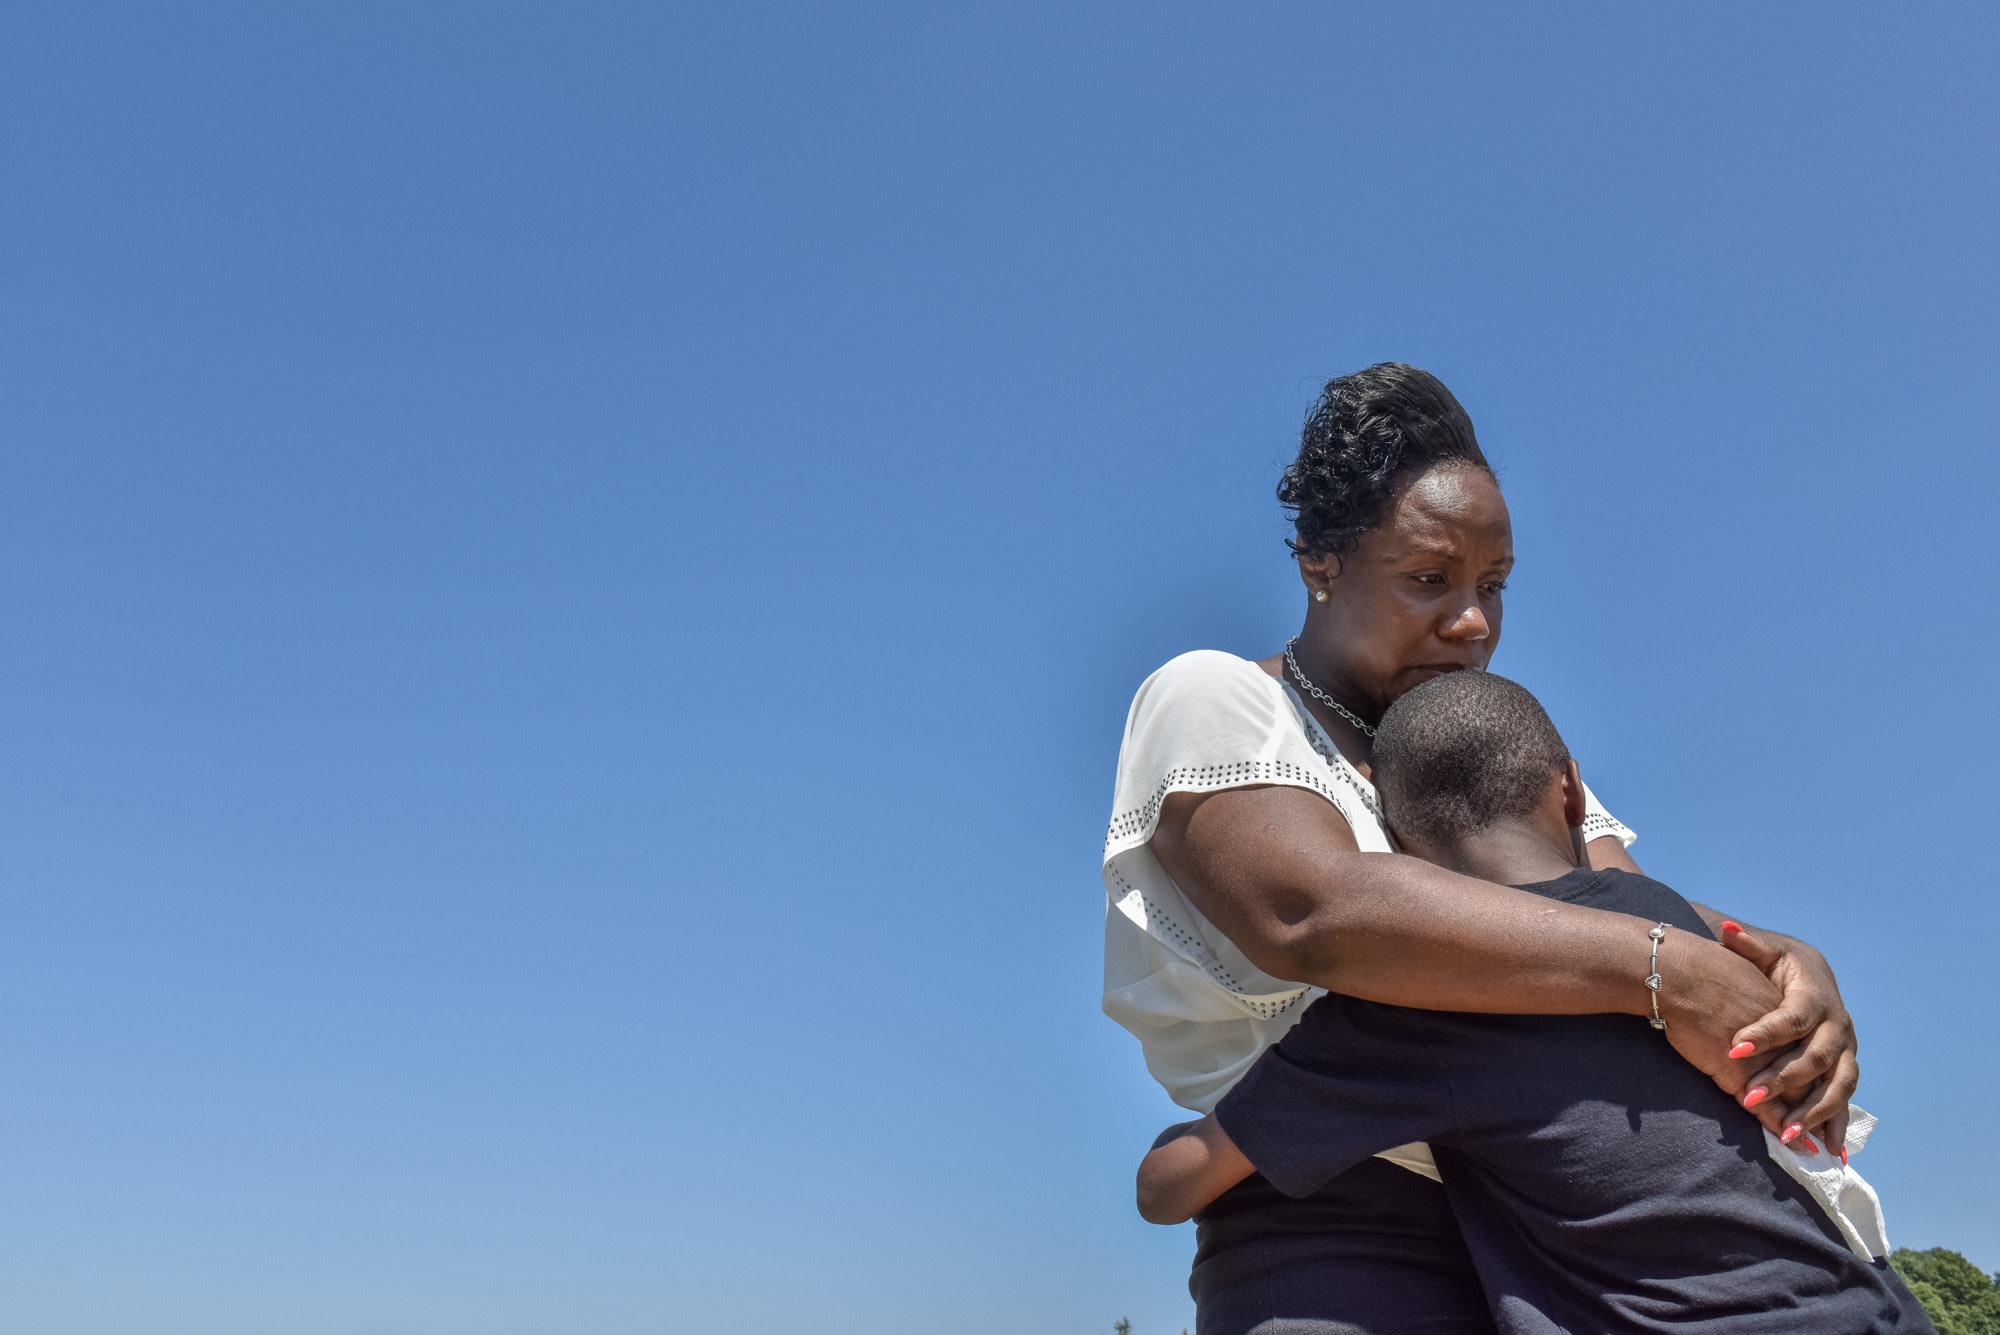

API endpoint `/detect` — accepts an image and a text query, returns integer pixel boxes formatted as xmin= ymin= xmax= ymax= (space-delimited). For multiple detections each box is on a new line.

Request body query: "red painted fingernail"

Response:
xmin=1728 ymin=1041 xmax=1757 ymax=1060
xmin=1801 ymin=1135 xmax=1820 ymax=1154
xmin=1721 ymin=920 xmax=1743 ymax=933
xmin=1780 ymin=1124 xmax=1802 ymax=1144
xmin=1742 ymin=1087 xmax=1768 ymax=1108
xmin=1840 ymin=1148 xmax=1849 ymax=1166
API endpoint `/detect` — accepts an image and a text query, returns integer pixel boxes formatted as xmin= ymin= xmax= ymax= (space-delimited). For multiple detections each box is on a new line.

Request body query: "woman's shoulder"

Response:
xmin=1124 ymin=648 xmax=1295 ymax=744
xmin=1108 ymin=643 xmax=1386 ymax=857
xmin=1138 ymin=648 xmax=1284 ymax=697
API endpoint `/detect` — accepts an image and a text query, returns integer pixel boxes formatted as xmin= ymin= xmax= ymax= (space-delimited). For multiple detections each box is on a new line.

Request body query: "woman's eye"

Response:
xmin=1483 ymin=581 xmax=1509 ymax=596
xmin=1413 ymin=572 xmax=1447 ymax=586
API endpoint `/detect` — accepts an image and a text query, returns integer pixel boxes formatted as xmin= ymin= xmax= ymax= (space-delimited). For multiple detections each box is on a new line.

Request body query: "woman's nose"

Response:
xmin=1441 ymin=604 xmax=1490 ymax=641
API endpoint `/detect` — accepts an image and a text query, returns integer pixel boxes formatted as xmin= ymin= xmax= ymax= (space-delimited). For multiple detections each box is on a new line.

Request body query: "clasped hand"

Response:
xmin=1662 ymin=923 xmax=1858 ymax=1155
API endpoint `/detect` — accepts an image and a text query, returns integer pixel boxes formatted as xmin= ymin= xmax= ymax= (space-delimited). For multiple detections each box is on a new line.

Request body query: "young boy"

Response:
xmin=1137 ymin=670 xmax=1934 ymax=1334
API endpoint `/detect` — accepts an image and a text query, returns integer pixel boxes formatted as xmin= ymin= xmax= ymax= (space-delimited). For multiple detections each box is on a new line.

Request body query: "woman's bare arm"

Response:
xmin=1585 ymin=836 xmax=1642 ymax=873
xmin=1152 ymin=784 xmax=1788 ymax=1117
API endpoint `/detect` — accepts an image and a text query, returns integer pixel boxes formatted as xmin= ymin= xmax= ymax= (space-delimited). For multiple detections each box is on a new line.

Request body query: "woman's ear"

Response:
xmin=1297 ymin=551 xmax=1339 ymax=598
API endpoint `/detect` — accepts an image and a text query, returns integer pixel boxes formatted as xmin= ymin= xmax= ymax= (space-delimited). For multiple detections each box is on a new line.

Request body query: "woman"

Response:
xmin=1101 ymin=364 xmax=1859 ymax=1334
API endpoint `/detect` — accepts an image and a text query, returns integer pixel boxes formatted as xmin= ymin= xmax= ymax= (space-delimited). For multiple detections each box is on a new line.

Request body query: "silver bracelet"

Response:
xmin=1645 ymin=923 xmax=1669 ymax=1030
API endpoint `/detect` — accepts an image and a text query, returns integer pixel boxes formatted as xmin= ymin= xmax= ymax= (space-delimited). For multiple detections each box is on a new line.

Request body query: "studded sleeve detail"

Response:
xmin=1105 ymin=851 xmax=1312 ymax=1020
xmin=1100 ymin=650 xmax=1389 ymax=1051
xmin=1104 ymin=758 xmax=1353 ymax=859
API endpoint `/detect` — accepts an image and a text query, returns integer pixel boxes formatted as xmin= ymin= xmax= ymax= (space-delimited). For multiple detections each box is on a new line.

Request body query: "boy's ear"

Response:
xmin=1559 ymin=759 xmax=1588 ymax=830
xmin=1560 ymin=760 xmax=1590 ymax=868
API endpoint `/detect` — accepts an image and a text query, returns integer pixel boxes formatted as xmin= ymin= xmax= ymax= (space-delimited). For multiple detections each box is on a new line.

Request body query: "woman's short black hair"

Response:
xmin=1278 ymin=362 xmax=1492 ymax=560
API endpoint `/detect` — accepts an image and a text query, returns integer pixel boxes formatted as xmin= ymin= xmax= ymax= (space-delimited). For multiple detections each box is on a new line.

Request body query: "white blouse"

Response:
xmin=1099 ymin=650 xmax=1890 ymax=1258
xmin=1102 ymin=650 xmax=1636 ymax=1123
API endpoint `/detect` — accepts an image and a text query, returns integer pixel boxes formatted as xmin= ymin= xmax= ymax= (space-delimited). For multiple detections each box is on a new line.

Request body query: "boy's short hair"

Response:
xmin=1372 ymin=670 xmax=1570 ymax=848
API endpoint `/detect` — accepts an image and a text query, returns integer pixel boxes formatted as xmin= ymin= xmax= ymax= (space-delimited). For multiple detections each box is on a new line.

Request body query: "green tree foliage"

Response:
xmin=1112 ymin=1321 xmax=1132 ymax=1335
xmin=1890 ymin=1248 xmax=2000 ymax=1335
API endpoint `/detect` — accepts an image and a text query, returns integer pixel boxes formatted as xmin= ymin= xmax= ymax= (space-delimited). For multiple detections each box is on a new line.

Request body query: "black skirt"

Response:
xmin=1190 ymin=1156 xmax=1496 ymax=1335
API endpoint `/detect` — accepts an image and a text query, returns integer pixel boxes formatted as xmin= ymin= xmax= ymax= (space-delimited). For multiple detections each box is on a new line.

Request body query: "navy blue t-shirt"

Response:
xmin=1214 ymin=868 xmax=1934 ymax=1335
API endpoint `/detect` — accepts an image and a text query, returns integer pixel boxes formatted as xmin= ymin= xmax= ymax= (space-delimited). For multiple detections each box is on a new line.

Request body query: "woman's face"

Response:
xmin=1300 ymin=464 xmax=1513 ymax=712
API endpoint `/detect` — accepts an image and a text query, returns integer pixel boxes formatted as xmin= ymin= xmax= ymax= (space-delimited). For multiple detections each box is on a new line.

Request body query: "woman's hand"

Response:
xmin=1718 ymin=923 xmax=1859 ymax=1155
xmin=1655 ymin=931 xmax=1788 ymax=1123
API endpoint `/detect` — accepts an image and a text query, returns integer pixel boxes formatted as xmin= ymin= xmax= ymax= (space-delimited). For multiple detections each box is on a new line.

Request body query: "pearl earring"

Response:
xmin=1314 ymin=589 xmax=1329 ymax=603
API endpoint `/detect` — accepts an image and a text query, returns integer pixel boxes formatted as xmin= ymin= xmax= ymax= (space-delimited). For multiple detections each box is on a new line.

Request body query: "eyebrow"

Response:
xmin=1381 ymin=545 xmax=1514 ymax=568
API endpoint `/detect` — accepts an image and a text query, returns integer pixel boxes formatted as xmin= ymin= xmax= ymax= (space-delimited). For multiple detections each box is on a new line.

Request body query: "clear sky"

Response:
xmin=4 ymin=5 xmax=1997 ymax=1333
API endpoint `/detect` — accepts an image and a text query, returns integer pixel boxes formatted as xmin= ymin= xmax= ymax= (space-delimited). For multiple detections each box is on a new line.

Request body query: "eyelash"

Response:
xmin=1414 ymin=574 xmax=1508 ymax=592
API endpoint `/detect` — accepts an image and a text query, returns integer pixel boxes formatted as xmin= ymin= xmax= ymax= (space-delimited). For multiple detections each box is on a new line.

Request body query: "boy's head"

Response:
xmin=1372 ymin=669 xmax=1586 ymax=868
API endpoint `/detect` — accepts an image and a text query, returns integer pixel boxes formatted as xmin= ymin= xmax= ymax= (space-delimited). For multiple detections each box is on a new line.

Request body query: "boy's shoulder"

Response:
xmin=1518 ymin=868 xmax=1715 ymax=941
xmin=1277 ymin=981 xmax=1498 ymax=1066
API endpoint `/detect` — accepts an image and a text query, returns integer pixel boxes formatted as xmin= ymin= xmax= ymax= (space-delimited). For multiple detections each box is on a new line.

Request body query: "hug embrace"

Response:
xmin=1100 ymin=365 xmax=1933 ymax=1334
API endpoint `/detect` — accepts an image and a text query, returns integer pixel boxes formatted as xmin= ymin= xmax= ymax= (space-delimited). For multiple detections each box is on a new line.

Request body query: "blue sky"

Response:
xmin=3 ymin=5 xmax=1997 ymax=1332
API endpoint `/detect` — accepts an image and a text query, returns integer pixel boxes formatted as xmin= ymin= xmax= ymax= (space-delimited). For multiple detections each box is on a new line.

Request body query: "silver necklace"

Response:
xmin=1284 ymin=637 xmax=1378 ymax=738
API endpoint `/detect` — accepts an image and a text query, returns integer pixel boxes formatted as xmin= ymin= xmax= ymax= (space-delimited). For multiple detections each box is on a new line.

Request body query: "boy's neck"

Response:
xmin=1421 ymin=820 xmax=1583 ymax=888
